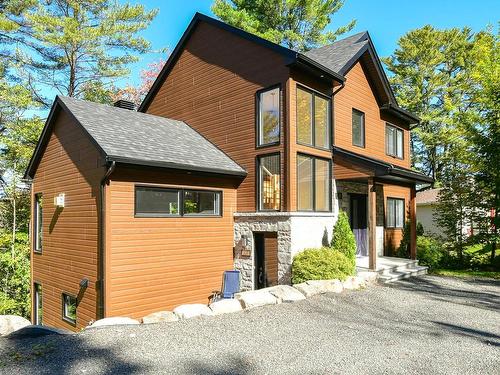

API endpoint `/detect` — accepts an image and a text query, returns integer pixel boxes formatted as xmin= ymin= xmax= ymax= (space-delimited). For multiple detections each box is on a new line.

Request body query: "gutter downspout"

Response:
xmin=97 ymin=161 xmax=115 ymax=320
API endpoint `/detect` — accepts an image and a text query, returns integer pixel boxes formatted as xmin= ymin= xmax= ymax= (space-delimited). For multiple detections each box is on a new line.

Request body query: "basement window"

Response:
xmin=62 ymin=293 xmax=77 ymax=325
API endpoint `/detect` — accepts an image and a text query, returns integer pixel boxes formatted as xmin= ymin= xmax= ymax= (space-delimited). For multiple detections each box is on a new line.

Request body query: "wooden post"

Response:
xmin=368 ymin=177 xmax=377 ymax=270
xmin=410 ymin=185 xmax=417 ymax=260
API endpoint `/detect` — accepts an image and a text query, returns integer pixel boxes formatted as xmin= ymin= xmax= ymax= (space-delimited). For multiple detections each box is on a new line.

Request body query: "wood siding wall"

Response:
xmin=334 ymin=61 xmax=411 ymax=169
xmin=264 ymin=232 xmax=278 ymax=287
xmin=146 ymin=22 xmax=289 ymax=212
xmin=105 ymin=168 xmax=238 ymax=319
xmin=31 ymin=110 xmax=104 ymax=331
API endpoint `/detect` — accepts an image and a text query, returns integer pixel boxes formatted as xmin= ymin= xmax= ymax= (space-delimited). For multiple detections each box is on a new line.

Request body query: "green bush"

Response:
xmin=331 ymin=211 xmax=356 ymax=266
xmin=396 ymin=220 xmax=424 ymax=258
xmin=416 ymin=236 xmax=444 ymax=269
xmin=292 ymin=247 xmax=355 ymax=284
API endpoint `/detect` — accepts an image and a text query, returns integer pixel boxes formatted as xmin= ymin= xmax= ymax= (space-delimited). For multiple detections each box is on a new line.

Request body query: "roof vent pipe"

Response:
xmin=113 ymin=99 xmax=135 ymax=110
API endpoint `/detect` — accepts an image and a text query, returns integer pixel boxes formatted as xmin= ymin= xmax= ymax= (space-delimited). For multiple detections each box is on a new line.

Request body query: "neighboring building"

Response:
xmin=416 ymin=188 xmax=445 ymax=238
xmin=25 ymin=13 xmax=432 ymax=331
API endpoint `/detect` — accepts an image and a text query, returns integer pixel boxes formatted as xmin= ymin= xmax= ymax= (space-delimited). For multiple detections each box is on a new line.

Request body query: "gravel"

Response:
xmin=1 ymin=275 xmax=499 ymax=374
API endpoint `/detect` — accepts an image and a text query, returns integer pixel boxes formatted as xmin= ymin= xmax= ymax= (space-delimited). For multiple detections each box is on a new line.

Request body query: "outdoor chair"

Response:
xmin=210 ymin=270 xmax=240 ymax=303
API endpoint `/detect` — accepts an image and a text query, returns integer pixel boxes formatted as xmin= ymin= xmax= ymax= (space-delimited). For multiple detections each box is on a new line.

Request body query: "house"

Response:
xmin=416 ymin=188 xmax=445 ymax=238
xmin=25 ymin=13 xmax=432 ymax=331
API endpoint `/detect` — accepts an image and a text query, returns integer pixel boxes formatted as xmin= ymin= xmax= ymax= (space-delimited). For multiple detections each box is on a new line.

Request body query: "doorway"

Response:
xmin=253 ymin=232 xmax=278 ymax=289
xmin=349 ymin=194 xmax=368 ymax=257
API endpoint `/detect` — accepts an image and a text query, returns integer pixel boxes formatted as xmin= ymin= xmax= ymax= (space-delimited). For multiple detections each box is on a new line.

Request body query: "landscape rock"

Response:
xmin=88 ymin=317 xmax=140 ymax=328
xmin=266 ymin=285 xmax=306 ymax=302
xmin=0 ymin=315 xmax=31 ymax=336
xmin=293 ymin=282 xmax=321 ymax=297
xmin=306 ymin=280 xmax=333 ymax=294
xmin=142 ymin=311 xmax=179 ymax=324
xmin=173 ymin=304 xmax=214 ymax=319
xmin=328 ymin=279 xmax=344 ymax=293
xmin=234 ymin=290 xmax=279 ymax=309
xmin=6 ymin=325 xmax=72 ymax=339
xmin=209 ymin=299 xmax=243 ymax=315
xmin=357 ymin=271 xmax=378 ymax=285
xmin=342 ymin=276 xmax=361 ymax=290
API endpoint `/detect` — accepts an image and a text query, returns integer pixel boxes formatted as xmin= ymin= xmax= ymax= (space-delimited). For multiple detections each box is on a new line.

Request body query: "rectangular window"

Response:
xmin=258 ymin=154 xmax=281 ymax=211
xmin=135 ymin=186 xmax=221 ymax=217
xmin=386 ymin=124 xmax=404 ymax=158
xmin=387 ymin=198 xmax=405 ymax=228
xmin=297 ymin=86 xmax=331 ymax=149
xmin=352 ymin=109 xmax=365 ymax=147
xmin=297 ymin=154 xmax=331 ymax=211
xmin=34 ymin=283 xmax=42 ymax=325
xmin=257 ymin=86 xmax=280 ymax=146
xmin=62 ymin=293 xmax=76 ymax=325
xmin=34 ymin=193 xmax=42 ymax=253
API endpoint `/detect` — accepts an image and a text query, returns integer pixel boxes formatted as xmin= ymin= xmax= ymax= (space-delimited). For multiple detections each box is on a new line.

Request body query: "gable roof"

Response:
xmin=24 ymin=96 xmax=247 ymax=179
xmin=416 ymin=188 xmax=441 ymax=205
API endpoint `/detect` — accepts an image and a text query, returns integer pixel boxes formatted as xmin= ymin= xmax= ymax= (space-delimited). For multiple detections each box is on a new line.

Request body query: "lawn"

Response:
xmin=430 ymin=269 xmax=500 ymax=279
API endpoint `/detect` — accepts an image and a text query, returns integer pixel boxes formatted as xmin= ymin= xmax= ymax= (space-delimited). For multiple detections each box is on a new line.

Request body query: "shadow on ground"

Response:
xmin=184 ymin=354 xmax=255 ymax=375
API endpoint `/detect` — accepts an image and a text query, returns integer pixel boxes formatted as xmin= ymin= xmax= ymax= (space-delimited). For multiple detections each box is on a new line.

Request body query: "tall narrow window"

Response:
xmin=386 ymin=124 xmax=404 ymax=158
xmin=297 ymin=154 xmax=331 ymax=211
xmin=34 ymin=283 xmax=43 ymax=325
xmin=352 ymin=109 xmax=365 ymax=147
xmin=387 ymin=198 xmax=405 ymax=228
xmin=257 ymin=86 xmax=280 ymax=146
xmin=34 ymin=193 xmax=42 ymax=253
xmin=258 ymin=154 xmax=281 ymax=211
xmin=62 ymin=293 xmax=77 ymax=325
xmin=297 ymin=86 xmax=331 ymax=149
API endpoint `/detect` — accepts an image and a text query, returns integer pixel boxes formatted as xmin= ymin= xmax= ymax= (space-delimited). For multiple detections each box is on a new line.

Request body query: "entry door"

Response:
xmin=350 ymin=194 xmax=368 ymax=257
xmin=254 ymin=232 xmax=279 ymax=289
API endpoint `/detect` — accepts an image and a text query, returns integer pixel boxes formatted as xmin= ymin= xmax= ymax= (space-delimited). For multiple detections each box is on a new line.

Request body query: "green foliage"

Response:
xmin=416 ymin=236 xmax=443 ymax=270
xmin=331 ymin=210 xmax=356 ymax=265
xmin=396 ymin=220 xmax=424 ymax=258
xmin=212 ymin=0 xmax=355 ymax=51
xmin=0 ymin=230 xmax=31 ymax=317
xmin=292 ymin=247 xmax=355 ymax=284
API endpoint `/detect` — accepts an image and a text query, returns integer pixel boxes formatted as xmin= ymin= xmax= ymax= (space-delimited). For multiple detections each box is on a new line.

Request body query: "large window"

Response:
xmin=386 ymin=124 xmax=404 ymax=158
xmin=387 ymin=198 xmax=405 ymax=228
xmin=34 ymin=283 xmax=42 ymax=325
xmin=297 ymin=87 xmax=330 ymax=149
xmin=258 ymin=154 xmax=281 ymax=211
xmin=34 ymin=193 xmax=42 ymax=253
xmin=297 ymin=154 xmax=331 ymax=211
xmin=135 ymin=186 xmax=221 ymax=217
xmin=352 ymin=109 xmax=365 ymax=147
xmin=257 ymin=86 xmax=280 ymax=146
xmin=62 ymin=293 xmax=77 ymax=325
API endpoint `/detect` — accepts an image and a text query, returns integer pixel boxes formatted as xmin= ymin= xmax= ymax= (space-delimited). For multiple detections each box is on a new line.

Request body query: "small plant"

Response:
xmin=416 ymin=236 xmax=444 ymax=269
xmin=331 ymin=211 xmax=356 ymax=266
xmin=292 ymin=247 xmax=355 ymax=284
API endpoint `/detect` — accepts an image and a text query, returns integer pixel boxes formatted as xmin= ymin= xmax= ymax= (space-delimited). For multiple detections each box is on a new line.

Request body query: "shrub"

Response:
xmin=416 ymin=236 xmax=444 ymax=269
xmin=396 ymin=220 xmax=424 ymax=258
xmin=331 ymin=211 xmax=356 ymax=266
xmin=292 ymin=247 xmax=355 ymax=284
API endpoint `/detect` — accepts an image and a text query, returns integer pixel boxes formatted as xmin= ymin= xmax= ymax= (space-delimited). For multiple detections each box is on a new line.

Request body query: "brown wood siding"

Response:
xmin=106 ymin=167 xmax=238 ymax=319
xmin=264 ymin=232 xmax=278 ymax=287
xmin=333 ymin=157 xmax=373 ymax=180
xmin=146 ymin=22 xmax=289 ymax=212
xmin=334 ymin=61 xmax=410 ymax=169
xmin=31 ymin=110 xmax=105 ymax=331
xmin=382 ymin=183 xmax=411 ymax=253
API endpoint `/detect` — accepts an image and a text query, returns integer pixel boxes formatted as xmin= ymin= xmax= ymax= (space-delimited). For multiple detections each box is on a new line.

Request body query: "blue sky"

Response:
xmin=122 ymin=0 xmax=499 ymax=87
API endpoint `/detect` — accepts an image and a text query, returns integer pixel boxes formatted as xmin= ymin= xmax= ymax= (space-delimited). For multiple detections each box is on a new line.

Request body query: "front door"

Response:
xmin=350 ymin=194 xmax=368 ymax=257
xmin=253 ymin=232 xmax=278 ymax=289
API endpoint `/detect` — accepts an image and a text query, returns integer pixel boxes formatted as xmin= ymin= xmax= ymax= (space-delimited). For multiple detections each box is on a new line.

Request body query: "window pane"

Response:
xmin=315 ymin=159 xmax=330 ymax=211
xmin=35 ymin=194 xmax=43 ymax=251
xmin=396 ymin=199 xmax=404 ymax=227
xmin=34 ymin=283 xmax=42 ymax=325
xmin=63 ymin=294 xmax=76 ymax=323
xmin=386 ymin=126 xmax=395 ymax=156
xmin=259 ymin=87 xmax=280 ymax=145
xmin=136 ymin=187 xmax=179 ymax=215
xmin=184 ymin=190 xmax=220 ymax=216
xmin=352 ymin=110 xmax=364 ymax=147
xmin=314 ymin=96 xmax=329 ymax=148
xmin=387 ymin=199 xmax=395 ymax=227
xmin=297 ymin=88 xmax=313 ymax=145
xmin=297 ymin=155 xmax=313 ymax=210
xmin=396 ymin=129 xmax=404 ymax=158
xmin=259 ymin=154 xmax=281 ymax=210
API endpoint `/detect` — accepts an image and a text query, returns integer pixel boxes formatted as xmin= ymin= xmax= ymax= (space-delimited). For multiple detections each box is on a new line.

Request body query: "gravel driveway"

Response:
xmin=1 ymin=275 xmax=499 ymax=374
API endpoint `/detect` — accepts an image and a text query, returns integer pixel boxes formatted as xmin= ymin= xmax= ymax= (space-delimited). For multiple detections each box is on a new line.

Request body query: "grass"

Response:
xmin=430 ymin=269 xmax=500 ymax=279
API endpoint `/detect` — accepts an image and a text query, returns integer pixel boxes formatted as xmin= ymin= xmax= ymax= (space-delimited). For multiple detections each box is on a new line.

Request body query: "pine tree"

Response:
xmin=331 ymin=210 xmax=356 ymax=264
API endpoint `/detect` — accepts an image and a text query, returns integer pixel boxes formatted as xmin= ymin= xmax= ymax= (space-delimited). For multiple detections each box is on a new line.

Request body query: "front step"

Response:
xmin=377 ymin=265 xmax=428 ymax=283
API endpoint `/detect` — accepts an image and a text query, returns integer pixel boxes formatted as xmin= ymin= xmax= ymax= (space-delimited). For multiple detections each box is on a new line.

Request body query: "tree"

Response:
xmin=212 ymin=0 xmax=355 ymax=51
xmin=331 ymin=210 xmax=356 ymax=266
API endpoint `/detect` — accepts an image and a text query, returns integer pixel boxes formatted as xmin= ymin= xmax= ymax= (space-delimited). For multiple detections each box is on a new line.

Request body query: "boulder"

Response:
xmin=305 ymin=280 xmax=333 ymax=294
xmin=173 ymin=304 xmax=214 ymax=319
xmin=142 ymin=311 xmax=179 ymax=324
xmin=0 ymin=315 xmax=31 ymax=336
xmin=357 ymin=271 xmax=379 ymax=285
xmin=209 ymin=299 xmax=243 ymax=315
xmin=327 ymin=279 xmax=344 ymax=293
xmin=234 ymin=290 xmax=279 ymax=309
xmin=342 ymin=276 xmax=361 ymax=290
xmin=88 ymin=317 xmax=140 ymax=328
xmin=266 ymin=285 xmax=306 ymax=303
xmin=293 ymin=282 xmax=321 ymax=297
xmin=6 ymin=325 xmax=72 ymax=339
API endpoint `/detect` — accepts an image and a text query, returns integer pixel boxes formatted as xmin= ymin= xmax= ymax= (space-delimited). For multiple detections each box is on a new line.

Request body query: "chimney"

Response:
xmin=113 ymin=99 xmax=135 ymax=111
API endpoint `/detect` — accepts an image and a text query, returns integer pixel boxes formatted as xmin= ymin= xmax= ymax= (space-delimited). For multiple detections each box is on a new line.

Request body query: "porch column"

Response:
xmin=410 ymin=185 xmax=417 ymax=260
xmin=368 ymin=177 xmax=377 ymax=270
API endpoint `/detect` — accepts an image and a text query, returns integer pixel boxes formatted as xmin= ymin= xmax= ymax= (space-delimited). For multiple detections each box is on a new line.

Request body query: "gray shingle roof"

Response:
xmin=58 ymin=96 xmax=246 ymax=176
xmin=304 ymin=31 xmax=369 ymax=75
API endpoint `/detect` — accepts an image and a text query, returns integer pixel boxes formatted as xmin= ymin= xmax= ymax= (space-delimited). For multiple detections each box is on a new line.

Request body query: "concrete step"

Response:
xmin=378 ymin=265 xmax=428 ymax=283
xmin=379 ymin=260 xmax=419 ymax=276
